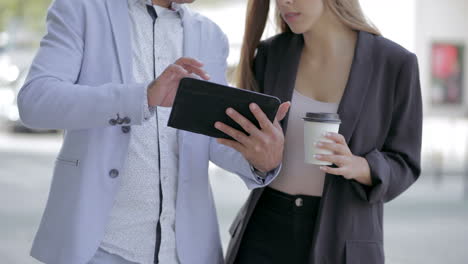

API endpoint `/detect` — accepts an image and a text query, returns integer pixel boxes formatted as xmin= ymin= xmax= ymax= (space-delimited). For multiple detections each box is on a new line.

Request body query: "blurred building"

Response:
xmin=415 ymin=0 xmax=468 ymax=176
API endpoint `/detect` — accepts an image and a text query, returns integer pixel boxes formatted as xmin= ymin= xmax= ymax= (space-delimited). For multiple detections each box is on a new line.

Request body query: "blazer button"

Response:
xmin=109 ymin=169 xmax=119 ymax=178
xmin=123 ymin=117 xmax=131 ymax=124
xmin=122 ymin=126 xmax=131 ymax=134
xmin=109 ymin=119 xmax=117 ymax=126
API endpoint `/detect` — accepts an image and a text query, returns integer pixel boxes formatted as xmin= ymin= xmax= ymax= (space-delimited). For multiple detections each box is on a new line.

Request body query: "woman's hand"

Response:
xmin=147 ymin=57 xmax=210 ymax=107
xmin=315 ymin=132 xmax=373 ymax=186
xmin=214 ymin=102 xmax=291 ymax=173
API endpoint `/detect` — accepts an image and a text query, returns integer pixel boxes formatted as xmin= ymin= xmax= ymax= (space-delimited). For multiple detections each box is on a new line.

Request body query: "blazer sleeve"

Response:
xmin=351 ymin=53 xmax=423 ymax=204
xmin=17 ymin=0 xmax=147 ymax=130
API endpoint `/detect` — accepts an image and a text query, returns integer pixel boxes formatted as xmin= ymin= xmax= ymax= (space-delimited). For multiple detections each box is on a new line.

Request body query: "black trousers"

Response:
xmin=234 ymin=187 xmax=321 ymax=264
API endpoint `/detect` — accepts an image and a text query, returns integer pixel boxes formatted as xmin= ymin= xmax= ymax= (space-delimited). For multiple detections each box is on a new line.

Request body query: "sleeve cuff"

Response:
xmin=249 ymin=164 xmax=268 ymax=181
xmin=350 ymin=149 xmax=386 ymax=204
xmin=249 ymin=163 xmax=282 ymax=185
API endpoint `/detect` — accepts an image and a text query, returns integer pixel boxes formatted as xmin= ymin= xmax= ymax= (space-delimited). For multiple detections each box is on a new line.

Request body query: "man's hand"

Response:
xmin=147 ymin=57 xmax=209 ymax=107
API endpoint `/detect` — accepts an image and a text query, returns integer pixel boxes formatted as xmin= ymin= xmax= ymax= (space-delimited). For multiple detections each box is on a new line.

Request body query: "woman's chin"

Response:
xmin=289 ymin=26 xmax=307 ymax=35
xmin=283 ymin=21 xmax=307 ymax=34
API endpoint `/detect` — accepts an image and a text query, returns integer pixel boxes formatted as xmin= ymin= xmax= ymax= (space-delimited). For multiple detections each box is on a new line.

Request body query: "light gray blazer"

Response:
xmin=18 ymin=0 xmax=278 ymax=263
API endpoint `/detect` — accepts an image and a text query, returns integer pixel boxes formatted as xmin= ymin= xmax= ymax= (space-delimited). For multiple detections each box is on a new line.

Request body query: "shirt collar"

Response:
xmin=130 ymin=0 xmax=183 ymax=14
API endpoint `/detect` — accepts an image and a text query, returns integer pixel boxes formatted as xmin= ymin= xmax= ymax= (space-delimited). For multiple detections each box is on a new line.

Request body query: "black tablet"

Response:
xmin=167 ymin=78 xmax=282 ymax=140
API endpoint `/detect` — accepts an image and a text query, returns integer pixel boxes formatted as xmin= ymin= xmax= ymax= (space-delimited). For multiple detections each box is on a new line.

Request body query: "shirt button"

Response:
xmin=109 ymin=169 xmax=119 ymax=178
xmin=295 ymin=198 xmax=303 ymax=207
xmin=122 ymin=126 xmax=131 ymax=134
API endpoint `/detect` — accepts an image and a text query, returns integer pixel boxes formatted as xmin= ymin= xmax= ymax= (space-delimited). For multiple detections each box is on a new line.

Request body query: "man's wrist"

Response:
xmin=249 ymin=164 xmax=269 ymax=179
xmin=147 ymin=80 xmax=160 ymax=107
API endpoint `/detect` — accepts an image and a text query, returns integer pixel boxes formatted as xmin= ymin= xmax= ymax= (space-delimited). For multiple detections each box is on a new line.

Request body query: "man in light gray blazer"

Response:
xmin=18 ymin=0 xmax=291 ymax=263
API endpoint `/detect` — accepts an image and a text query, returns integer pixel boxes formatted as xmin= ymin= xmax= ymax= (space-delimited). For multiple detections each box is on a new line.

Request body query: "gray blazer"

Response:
xmin=18 ymin=0 xmax=279 ymax=263
xmin=226 ymin=31 xmax=423 ymax=264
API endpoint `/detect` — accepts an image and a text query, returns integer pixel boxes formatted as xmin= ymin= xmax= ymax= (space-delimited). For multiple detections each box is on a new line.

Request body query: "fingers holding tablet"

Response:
xmin=214 ymin=102 xmax=291 ymax=173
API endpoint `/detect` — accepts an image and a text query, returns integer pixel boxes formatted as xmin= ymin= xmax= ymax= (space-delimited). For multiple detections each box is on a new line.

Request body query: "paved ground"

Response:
xmin=1 ymin=128 xmax=467 ymax=264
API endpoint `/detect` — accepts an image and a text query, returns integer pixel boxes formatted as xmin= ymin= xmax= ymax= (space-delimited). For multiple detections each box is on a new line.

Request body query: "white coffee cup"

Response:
xmin=303 ymin=112 xmax=341 ymax=165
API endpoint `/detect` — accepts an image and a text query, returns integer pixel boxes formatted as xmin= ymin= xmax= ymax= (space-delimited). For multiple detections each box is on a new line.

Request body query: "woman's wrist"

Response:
xmin=354 ymin=156 xmax=372 ymax=186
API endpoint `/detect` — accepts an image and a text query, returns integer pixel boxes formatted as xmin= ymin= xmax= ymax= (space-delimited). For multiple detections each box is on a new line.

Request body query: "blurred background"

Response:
xmin=1 ymin=0 xmax=467 ymax=263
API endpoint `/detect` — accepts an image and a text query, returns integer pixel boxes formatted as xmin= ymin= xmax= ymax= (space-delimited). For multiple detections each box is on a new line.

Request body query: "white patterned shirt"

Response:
xmin=100 ymin=1 xmax=183 ymax=263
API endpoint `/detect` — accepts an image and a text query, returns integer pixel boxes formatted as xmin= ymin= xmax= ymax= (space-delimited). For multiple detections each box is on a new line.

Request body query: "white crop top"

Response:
xmin=269 ymin=89 xmax=340 ymax=196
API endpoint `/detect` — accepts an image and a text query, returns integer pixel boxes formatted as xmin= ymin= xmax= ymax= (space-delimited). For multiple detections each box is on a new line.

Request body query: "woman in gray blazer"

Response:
xmin=226 ymin=0 xmax=422 ymax=263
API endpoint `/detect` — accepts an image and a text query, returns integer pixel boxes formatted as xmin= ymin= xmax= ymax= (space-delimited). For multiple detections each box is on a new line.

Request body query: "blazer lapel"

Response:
xmin=178 ymin=5 xmax=201 ymax=155
xmin=336 ymin=31 xmax=375 ymax=143
xmin=181 ymin=5 xmax=201 ymax=60
xmin=105 ymin=0 xmax=133 ymax=83
xmin=270 ymin=34 xmax=304 ymax=108
xmin=268 ymin=34 xmax=304 ymax=131
xmin=272 ymin=31 xmax=374 ymax=144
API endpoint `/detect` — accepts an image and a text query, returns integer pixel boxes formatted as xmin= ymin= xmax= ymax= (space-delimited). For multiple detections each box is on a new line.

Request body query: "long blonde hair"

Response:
xmin=236 ymin=0 xmax=381 ymax=91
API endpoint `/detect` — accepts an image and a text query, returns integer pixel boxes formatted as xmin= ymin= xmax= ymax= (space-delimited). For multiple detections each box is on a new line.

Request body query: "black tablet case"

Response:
xmin=167 ymin=78 xmax=282 ymax=140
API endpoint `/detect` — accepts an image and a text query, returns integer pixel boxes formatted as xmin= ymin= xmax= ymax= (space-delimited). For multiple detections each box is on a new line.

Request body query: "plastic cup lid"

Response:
xmin=303 ymin=112 xmax=341 ymax=124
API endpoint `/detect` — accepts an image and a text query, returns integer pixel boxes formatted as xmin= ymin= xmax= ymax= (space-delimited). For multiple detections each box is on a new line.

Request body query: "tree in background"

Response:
xmin=0 ymin=0 xmax=51 ymax=34
xmin=0 ymin=0 xmax=236 ymax=46
xmin=0 ymin=0 xmax=235 ymax=32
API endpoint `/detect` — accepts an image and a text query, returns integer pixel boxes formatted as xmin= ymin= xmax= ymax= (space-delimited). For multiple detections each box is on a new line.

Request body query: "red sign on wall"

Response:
xmin=431 ymin=43 xmax=464 ymax=105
